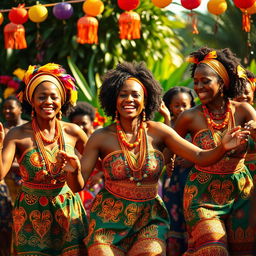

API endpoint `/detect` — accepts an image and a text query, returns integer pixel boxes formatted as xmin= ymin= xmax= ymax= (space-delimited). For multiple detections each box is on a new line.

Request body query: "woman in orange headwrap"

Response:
xmin=0 ymin=63 xmax=88 ymax=255
xmin=175 ymin=47 xmax=256 ymax=255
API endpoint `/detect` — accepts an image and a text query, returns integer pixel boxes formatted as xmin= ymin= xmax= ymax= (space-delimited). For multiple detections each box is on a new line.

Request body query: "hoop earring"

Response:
xmin=57 ymin=110 xmax=62 ymax=120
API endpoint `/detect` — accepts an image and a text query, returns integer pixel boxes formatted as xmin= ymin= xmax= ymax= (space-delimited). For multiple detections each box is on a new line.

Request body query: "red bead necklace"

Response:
xmin=202 ymin=100 xmax=231 ymax=130
xmin=116 ymin=119 xmax=143 ymax=149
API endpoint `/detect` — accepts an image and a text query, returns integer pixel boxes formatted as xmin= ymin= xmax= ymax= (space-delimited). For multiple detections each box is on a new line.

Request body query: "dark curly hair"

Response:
xmin=68 ymin=101 xmax=95 ymax=122
xmin=3 ymin=95 xmax=22 ymax=109
xmin=99 ymin=61 xmax=163 ymax=121
xmin=189 ymin=47 xmax=245 ymax=99
xmin=163 ymin=86 xmax=196 ymax=113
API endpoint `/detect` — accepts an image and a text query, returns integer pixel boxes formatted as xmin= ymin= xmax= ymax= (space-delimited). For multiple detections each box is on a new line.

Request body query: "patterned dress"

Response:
xmin=183 ymin=122 xmax=255 ymax=255
xmin=162 ymin=134 xmax=192 ymax=256
xmin=13 ymin=145 xmax=88 ymax=256
xmin=85 ymin=149 xmax=170 ymax=256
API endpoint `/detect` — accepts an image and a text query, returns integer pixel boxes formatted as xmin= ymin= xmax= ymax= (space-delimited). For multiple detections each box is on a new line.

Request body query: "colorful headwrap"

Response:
xmin=126 ymin=77 xmax=148 ymax=97
xmin=17 ymin=63 xmax=77 ymax=106
xmin=187 ymin=51 xmax=230 ymax=88
xmin=237 ymin=65 xmax=256 ymax=92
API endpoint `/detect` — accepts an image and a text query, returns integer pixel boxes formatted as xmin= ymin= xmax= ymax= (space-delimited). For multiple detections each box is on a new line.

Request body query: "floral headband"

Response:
xmin=187 ymin=51 xmax=230 ymax=88
xmin=237 ymin=65 xmax=256 ymax=92
xmin=17 ymin=63 xmax=77 ymax=106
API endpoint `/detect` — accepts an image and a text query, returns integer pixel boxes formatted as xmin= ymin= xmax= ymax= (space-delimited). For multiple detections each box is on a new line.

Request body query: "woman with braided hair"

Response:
xmin=58 ymin=61 xmax=249 ymax=256
xmin=0 ymin=63 xmax=88 ymax=255
xmin=174 ymin=47 xmax=256 ymax=255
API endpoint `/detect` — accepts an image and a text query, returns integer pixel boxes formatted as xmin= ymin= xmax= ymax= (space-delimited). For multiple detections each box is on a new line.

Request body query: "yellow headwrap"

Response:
xmin=25 ymin=73 xmax=66 ymax=104
xmin=188 ymin=51 xmax=230 ymax=88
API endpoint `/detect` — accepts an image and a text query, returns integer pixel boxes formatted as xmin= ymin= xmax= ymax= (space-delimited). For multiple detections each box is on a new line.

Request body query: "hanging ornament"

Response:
xmin=242 ymin=2 xmax=256 ymax=14
xmin=9 ymin=4 xmax=28 ymax=24
xmin=152 ymin=0 xmax=173 ymax=8
xmin=233 ymin=0 xmax=255 ymax=9
xmin=77 ymin=0 xmax=104 ymax=44
xmin=53 ymin=2 xmax=74 ymax=20
xmin=181 ymin=0 xmax=201 ymax=10
xmin=207 ymin=0 xmax=227 ymax=15
xmin=117 ymin=0 xmax=140 ymax=11
xmin=4 ymin=4 xmax=28 ymax=49
xmin=77 ymin=16 xmax=98 ymax=44
xmin=233 ymin=0 xmax=256 ymax=32
xmin=119 ymin=11 xmax=141 ymax=39
xmin=0 ymin=13 xmax=3 ymax=26
xmin=207 ymin=0 xmax=227 ymax=34
xmin=4 ymin=23 xmax=27 ymax=49
xmin=181 ymin=0 xmax=202 ymax=34
xmin=28 ymin=4 xmax=48 ymax=23
xmin=118 ymin=0 xmax=141 ymax=40
xmin=83 ymin=0 xmax=104 ymax=16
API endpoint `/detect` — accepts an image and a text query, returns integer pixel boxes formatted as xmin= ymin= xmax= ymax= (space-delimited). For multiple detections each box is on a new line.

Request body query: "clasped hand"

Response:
xmin=56 ymin=151 xmax=81 ymax=173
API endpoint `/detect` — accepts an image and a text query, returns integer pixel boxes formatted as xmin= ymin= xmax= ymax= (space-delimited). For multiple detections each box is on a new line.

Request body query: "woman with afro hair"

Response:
xmin=174 ymin=47 xmax=256 ymax=255
xmin=59 ymin=61 xmax=249 ymax=256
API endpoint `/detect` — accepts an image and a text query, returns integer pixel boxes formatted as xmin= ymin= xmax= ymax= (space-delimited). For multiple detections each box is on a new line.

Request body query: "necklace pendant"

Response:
xmin=143 ymin=174 xmax=148 ymax=178
xmin=137 ymin=182 xmax=141 ymax=186
xmin=130 ymin=177 xmax=134 ymax=181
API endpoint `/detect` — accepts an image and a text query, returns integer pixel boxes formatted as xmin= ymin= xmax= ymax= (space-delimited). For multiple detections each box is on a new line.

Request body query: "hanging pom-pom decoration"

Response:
xmin=118 ymin=0 xmax=141 ymax=40
xmin=0 ymin=13 xmax=4 ymax=25
xmin=233 ymin=0 xmax=256 ymax=32
xmin=77 ymin=0 xmax=104 ymax=44
xmin=53 ymin=2 xmax=74 ymax=20
xmin=181 ymin=0 xmax=201 ymax=34
xmin=4 ymin=4 xmax=28 ymax=49
xmin=207 ymin=0 xmax=227 ymax=33
xmin=151 ymin=0 xmax=173 ymax=8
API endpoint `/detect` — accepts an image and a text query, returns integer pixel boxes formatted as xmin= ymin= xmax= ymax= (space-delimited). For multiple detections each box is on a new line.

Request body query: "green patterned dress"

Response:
xmin=85 ymin=149 xmax=170 ymax=256
xmin=13 ymin=145 xmax=88 ymax=256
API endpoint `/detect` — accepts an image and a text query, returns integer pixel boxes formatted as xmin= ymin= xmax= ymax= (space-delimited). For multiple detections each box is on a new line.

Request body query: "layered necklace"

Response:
xmin=32 ymin=118 xmax=65 ymax=184
xmin=116 ymin=119 xmax=149 ymax=186
xmin=202 ymin=100 xmax=231 ymax=130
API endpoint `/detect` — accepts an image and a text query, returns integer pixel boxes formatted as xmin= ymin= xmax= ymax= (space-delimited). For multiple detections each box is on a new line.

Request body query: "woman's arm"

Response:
xmin=0 ymin=124 xmax=17 ymax=180
xmin=66 ymin=124 xmax=88 ymax=192
xmin=154 ymin=122 xmax=248 ymax=166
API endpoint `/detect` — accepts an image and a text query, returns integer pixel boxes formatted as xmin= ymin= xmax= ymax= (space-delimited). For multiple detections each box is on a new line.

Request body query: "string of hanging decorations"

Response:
xmin=0 ymin=0 xmax=256 ymax=50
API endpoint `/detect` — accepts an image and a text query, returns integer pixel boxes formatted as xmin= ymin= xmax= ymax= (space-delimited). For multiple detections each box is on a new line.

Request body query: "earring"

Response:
xmin=142 ymin=109 xmax=146 ymax=122
xmin=31 ymin=109 xmax=35 ymax=119
xmin=57 ymin=110 xmax=62 ymax=120
xmin=115 ymin=110 xmax=119 ymax=122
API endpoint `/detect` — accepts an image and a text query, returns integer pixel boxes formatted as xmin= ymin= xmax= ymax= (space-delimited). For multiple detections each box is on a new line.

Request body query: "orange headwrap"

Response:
xmin=188 ymin=51 xmax=230 ymax=88
xmin=126 ymin=77 xmax=148 ymax=97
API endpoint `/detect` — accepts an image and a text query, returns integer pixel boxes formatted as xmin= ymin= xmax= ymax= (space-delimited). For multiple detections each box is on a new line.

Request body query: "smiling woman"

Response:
xmin=0 ymin=63 xmax=88 ymax=255
xmin=174 ymin=47 xmax=256 ymax=255
xmin=57 ymin=61 xmax=251 ymax=256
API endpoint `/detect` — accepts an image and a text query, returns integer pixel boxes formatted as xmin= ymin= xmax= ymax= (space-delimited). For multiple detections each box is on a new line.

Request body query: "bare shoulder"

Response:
xmin=178 ymin=105 xmax=201 ymax=122
xmin=89 ymin=124 xmax=116 ymax=142
xmin=61 ymin=121 xmax=84 ymax=136
xmin=231 ymin=100 xmax=256 ymax=122
xmin=5 ymin=122 xmax=32 ymax=140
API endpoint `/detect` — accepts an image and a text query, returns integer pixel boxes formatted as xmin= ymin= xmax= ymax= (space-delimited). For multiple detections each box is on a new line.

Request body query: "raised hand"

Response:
xmin=221 ymin=126 xmax=250 ymax=151
xmin=56 ymin=151 xmax=81 ymax=173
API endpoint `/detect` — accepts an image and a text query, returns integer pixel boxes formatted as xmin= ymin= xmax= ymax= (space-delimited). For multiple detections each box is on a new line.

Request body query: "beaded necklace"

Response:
xmin=116 ymin=121 xmax=149 ymax=186
xmin=202 ymin=100 xmax=231 ymax=130
xmin=116 ymin=119 xmax=143 ymax=149
xmin=32 ymin=118 xmax=65 ymax=184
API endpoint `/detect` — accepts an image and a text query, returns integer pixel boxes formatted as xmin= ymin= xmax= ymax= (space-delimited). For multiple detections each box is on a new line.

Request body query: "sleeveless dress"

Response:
xmin=85 ymin=149 xmax=170 ymax=256
xmin=13 ymin=144 xmax=88 ymax=256
xmin=183 ymin=114 xmax=255 ymax=255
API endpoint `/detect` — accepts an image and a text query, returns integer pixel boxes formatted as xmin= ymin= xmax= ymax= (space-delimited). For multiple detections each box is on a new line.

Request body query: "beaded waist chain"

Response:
xmin=195 ymin=157 xmax=245 ymax=174
xmin=22 ymin=182 xmax=70 ymax=196
xmin=105 ymin=180 xmax=158 ymax=202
